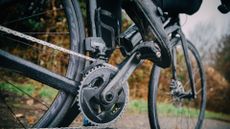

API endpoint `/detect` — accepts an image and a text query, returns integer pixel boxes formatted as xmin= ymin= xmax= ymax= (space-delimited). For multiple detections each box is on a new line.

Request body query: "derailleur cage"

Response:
xmin=85 ymin=37 xmax=109 ymax=60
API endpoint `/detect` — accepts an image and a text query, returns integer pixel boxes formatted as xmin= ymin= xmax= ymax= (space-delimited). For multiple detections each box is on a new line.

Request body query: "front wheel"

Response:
xmin=148 ymin=39 xmax=206 ymax=129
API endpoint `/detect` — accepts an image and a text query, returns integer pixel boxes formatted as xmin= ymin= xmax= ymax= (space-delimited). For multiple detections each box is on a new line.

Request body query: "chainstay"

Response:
xmin=0 ymin=25 xmax=117 ymax=70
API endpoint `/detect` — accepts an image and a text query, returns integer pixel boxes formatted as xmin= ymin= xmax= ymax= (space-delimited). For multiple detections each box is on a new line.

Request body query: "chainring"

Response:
xmin=78 ymin=64 xmax=129 ymax=126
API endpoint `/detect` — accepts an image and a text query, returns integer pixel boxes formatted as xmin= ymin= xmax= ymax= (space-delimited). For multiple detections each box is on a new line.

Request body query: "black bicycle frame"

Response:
xmin=0 ymin=0 xmax=190 ymax=98
xmin=178 ymin=29 xmax=197 ymax=98
xmin=0 ymin=50 xmax=79 ymax=94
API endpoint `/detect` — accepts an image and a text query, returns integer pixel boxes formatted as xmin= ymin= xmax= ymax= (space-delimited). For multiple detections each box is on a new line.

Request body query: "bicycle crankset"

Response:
xmin=78 ymin=64 xmax=129 ymax=126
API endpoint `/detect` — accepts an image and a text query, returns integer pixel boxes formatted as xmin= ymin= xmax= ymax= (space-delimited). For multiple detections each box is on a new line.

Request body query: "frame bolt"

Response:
xmin=105 ymin=92 xmax=114 ymax=102
xmin=156 ymin=51 xmax=161 ymax=58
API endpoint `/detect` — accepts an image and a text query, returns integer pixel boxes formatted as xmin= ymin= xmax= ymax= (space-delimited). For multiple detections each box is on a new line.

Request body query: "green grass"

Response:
xmin=205 ymin=110 xmax=230 ymax=122
xmin=0 ymin=82 xmax=57 ymax=101
xmin=128 ymin=99 xmax=148 ymax=113
xmin=128 ymin=99 xmax=230 ymax=121
xmin=157 ymin=103 xmax=201 ymax=117
xmin=1 ymin=83 xmax=230 ymax=122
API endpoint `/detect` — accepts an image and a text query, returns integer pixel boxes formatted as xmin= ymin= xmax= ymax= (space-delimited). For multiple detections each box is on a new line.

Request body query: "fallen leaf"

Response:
xmin=27 ymin=116 xmax=36 ymax=124
xmin=15 ymin=113 xmax=24 ymax=118
xmin=26 ymin=99 xmax=34 ymax=106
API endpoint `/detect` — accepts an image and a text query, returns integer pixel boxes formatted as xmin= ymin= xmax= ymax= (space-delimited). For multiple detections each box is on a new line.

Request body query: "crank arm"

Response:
xmin=101 ymin=41 xmax=162 ymax=103
xmin=101 ymin=52 xmax=142 ymax=104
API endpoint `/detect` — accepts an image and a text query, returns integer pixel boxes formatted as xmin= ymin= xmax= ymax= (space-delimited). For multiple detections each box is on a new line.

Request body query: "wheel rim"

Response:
xmin=0 ymin=0 xmax=84 ymax=127
xmin=151 ymin=42 xmax=206 ymax=129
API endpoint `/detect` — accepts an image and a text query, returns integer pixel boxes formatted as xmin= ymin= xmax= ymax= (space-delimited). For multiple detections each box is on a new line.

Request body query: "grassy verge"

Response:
xmin=1 ymin=83 xmax=230 ymax=122
xmin=0 ymin=82 xmax=57 ymax=101
xmin=128 ymin=99 xmax=230 ymax=122
xmin=205 ymin=110 xmax=230 ymax=122
xmin=128 ymin=99 xmax=148 ymax=113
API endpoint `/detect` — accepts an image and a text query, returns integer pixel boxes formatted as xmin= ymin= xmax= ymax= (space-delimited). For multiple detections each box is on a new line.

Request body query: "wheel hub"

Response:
xmin=169 ymin=79 xmax=184 ymax=107
xmin=78 ymin=65 xmax=129 ymax=126
xmin=170 ymin=80 xmax=185 ymax=97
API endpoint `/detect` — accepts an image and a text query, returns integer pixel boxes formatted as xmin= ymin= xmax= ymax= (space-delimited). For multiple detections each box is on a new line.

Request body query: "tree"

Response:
xmin=215 ymin=34 xmax=230 ymax=82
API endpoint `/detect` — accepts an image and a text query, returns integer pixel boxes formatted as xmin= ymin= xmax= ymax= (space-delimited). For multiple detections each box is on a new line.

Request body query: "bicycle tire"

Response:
xmin=148 ymin=39 xmax=206 ymax=129
xmin=0 ymin=0 xmax=85 ymax=127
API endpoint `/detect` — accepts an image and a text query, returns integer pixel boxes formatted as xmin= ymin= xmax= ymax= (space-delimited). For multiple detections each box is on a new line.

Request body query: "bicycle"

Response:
xmin=0 ymin=0 xmax=206 ymax=128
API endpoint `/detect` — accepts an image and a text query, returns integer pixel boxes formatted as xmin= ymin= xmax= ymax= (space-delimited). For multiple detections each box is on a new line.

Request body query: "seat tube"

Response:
xmin=96 ymin=0 xmax=122 ymax=52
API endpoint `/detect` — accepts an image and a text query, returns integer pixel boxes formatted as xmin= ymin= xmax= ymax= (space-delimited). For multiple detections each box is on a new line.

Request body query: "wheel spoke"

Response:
xmin=3 ymin=8 xmax=63 ymax=25
xmin=0 ymin=94 xmax=26 ymax=128
xmin=175 ymin=105 xmax=179 ymax=129
xmin=158 ymin=91 xmax=171 ymax=96
xmin=0 ymin=35 xmax=47 ymax=52
xmin=22 ymin=32 xmax=69 ymax=35
xmin=2 ymin=79 xmax=49 ymax=109
xmin=196 ymin=88 xmax=202 ymax=95
xmin=183 ymin=68 xmax=199 ymax=89
xmin=180 ymin=105 xmax=183 ymax=129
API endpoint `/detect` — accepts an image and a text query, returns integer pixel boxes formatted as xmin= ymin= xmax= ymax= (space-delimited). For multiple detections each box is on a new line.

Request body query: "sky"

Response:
xmin=181 ymin=0 xmax=230 ymax=38
xmin=180 ymin=0 xmax=230 ymax=61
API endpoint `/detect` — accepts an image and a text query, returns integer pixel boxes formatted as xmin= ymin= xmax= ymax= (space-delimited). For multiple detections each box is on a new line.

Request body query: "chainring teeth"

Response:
xmin=77 ymin=64 xmax=129 ymax=126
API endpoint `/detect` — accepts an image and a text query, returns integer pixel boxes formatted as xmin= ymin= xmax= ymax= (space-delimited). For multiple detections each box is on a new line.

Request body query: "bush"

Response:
xmin=215 ymin=35 xmax=230 ymax=82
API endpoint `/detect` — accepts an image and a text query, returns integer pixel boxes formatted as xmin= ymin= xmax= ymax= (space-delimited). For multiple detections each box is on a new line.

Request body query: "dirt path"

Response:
xmin=0 ymin=93 xmax=230 ymax=129
xmin=113 ymin=113 xmax=230 ymax=129
xmin=0 ymin=95 xmax=21 ymax=128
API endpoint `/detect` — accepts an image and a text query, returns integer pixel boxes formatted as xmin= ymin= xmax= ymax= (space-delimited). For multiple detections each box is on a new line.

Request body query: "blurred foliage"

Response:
xmin=207 ymin=35 xmax=230 ymax=114
xmin=214 ymin=35 xmax=230 ymax=82
xmin=0 ymin=82 xmax=57 ymax=102
xmin=205 ymin=66 xmax=230 ymax=114
xmin=127 ymin=99 xmax=230 ymax=121
xmin=0 ymin=0 xmax=70 ymax=75
xmin=128 ymin=99 xmax=147 ymax=113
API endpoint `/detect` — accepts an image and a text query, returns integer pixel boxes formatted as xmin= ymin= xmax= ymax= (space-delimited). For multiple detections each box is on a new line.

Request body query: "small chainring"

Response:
xmin=78 ymin=64 xmax=129 ymax=126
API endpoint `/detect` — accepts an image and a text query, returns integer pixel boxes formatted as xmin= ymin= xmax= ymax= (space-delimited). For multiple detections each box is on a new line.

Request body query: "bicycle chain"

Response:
xmin=0 ymin=25 xmax=117 ymax=70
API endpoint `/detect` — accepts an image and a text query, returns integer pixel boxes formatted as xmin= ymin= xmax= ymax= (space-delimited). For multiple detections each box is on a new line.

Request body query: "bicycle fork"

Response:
xmin=171 ymin=30 xmax=197 ymax=99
